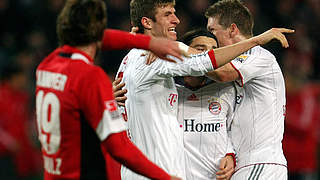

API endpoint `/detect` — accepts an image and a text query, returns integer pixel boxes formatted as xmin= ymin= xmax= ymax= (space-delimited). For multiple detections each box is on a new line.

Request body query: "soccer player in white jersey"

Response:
xmin=176 ymin=29 xmax=236 ymax=180
xmin=116 ymin=0 xmax=293 ymax=179
xmin=205 ymin=0 xmax=289 ymax=179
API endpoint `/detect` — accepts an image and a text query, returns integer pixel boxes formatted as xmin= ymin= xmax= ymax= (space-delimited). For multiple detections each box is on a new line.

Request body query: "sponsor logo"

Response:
xmin=184 ymin=119 xmax=222 ymax=132
xmin=187 ymin=93 xmax=199 ymax=101
xmin=208 ymin=97 xmax=221 ymax=115
xmin=105 ymin=100 xmax=121 ymax=119
xmin=235 ymin=55 xmax=248 ymax=63
xmin=105 ymin=100 xmax=117 ymax=112
xmin=168 ymin=93 xmax=178 ymax=107
xmin=208 ymin=102 xmax=221 ymax=115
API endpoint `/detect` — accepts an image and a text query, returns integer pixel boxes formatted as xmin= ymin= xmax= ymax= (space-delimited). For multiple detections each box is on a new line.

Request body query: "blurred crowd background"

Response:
xmin=0 ymin=0 xmax=319 ymax=179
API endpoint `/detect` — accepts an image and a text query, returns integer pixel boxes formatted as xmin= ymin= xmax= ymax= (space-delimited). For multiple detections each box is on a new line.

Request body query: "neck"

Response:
xmin=144 ymin=29 xmax=153 ymax=37
xmin=232 ymin=34 xmax=250 ymax=44
xmin=76 ymin=43 xmax=97 ymax=60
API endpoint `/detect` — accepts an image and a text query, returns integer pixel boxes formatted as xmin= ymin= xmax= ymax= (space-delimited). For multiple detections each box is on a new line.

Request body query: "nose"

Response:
xmin=172 ymin=14 xmax=180 ymax=25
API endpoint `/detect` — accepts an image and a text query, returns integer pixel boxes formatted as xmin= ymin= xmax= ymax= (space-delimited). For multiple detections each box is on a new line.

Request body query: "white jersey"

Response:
xmin=229 ymin=46 xmax=287 ymax=170
xmin=176 ymin=82 xmax=236 ymax=180
xmin=116 ymin=49 xmax=215 ymax=180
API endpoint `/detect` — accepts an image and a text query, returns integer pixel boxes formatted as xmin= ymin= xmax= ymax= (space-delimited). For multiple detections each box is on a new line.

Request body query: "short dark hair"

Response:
xmin=130 ymin=0 xmax=175 ymax=34
xmin=205 ymin=0 xmax=254 ymax=37
xmin=57 ymin=0 xmax=107 ymax=46
xmin=179 ymin=28 xmax=219 ymax=47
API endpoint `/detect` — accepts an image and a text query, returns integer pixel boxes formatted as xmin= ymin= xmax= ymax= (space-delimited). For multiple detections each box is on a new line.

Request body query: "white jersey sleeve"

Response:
xmin=230 ymin=47 xmax=275 ymax=86
xmin=151 ymin=51 xmax=214 ymax=79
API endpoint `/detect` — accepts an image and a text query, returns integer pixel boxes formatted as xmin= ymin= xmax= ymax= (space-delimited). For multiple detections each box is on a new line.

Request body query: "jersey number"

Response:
xmin=36 ymin=90 xmax=61 ymax=154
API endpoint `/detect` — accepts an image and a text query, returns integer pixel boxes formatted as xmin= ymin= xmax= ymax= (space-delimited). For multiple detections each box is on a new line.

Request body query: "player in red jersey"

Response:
xmin=35 ymin=0 xmax=181 ymax=179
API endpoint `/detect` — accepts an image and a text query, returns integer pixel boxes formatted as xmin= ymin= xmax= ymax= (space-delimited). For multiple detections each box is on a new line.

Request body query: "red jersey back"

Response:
xmin=35 ymin=45 xmax=126 ymax=180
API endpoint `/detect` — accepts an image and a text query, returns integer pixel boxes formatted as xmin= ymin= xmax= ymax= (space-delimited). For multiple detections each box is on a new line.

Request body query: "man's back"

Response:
xmin=36 ymin=45 xmax=123 ymax=180
xmin=230 ymin=46 xmax=287 ymax=170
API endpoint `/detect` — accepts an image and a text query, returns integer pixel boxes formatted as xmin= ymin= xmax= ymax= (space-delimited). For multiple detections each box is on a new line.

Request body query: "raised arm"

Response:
xmin=204 ymin=28 xmax=294 ymax=69
xmin=102 ymin=29 xmax=186 ymax=62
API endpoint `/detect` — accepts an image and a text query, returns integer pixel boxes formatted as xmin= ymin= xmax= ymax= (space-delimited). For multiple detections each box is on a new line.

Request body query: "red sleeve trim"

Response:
xmin=229 ymin=62 xmax=244 ymax=87
xmin=208 ymin=50 xmax=218 ymax=69
xmin=102 ymin=29 xmax=151 ymax=51
xmin=226 ymin=153 xmax=236 ymax=168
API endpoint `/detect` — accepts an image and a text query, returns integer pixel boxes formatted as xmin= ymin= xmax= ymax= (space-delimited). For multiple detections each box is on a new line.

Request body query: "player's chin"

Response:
xmin=168 ymin=33 xmax=177 ymax=41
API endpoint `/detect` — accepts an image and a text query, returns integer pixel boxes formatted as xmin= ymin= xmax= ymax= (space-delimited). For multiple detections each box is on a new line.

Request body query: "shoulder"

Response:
xmin=251 ymin=46 xmax=276 ymax=60
xmin=127 ymin=48 xmax=147 ymax=59
xmin=73 ymin=63 xmax=111 ymax=86
xmin=233 ymin=46 xmax=276 ymax=65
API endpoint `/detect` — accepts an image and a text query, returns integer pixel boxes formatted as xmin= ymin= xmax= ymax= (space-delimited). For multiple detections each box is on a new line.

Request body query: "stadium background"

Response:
xmin=0 ymin=0 xmax=319 ymax=179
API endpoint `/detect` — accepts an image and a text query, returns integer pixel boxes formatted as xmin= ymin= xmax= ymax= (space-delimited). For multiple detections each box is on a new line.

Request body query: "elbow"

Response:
xmin=108 ymin=148 xmax=123 ymax=160
xmin=102 ymin=132 xmax=128 ymax=160
xmin=207 ymin=72 xmax=230 ymax=83
xmin=218 ymin=74 xmax=232 ymax=82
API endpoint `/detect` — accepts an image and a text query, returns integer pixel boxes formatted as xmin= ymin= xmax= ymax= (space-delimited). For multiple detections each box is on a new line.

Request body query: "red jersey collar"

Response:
xmin=59 ymin=45 xmax=94 ymax=64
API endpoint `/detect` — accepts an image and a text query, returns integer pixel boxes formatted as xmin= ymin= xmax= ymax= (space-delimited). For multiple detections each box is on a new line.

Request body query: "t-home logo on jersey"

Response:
xmin=168 ymin=93 xmax=178 ymax=107
xmin=184 ymin=119 xmax=221 ymax=132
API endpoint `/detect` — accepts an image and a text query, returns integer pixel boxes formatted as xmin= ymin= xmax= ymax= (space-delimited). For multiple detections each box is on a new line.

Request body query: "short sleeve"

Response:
xmin=230 ymin=53 xmax=273 ymax=87
xmin=77 ymin=67 xmax=127 ymax=141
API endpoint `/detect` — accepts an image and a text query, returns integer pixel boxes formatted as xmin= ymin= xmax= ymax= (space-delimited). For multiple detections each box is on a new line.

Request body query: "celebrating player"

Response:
xmin=115 ymin=0 xmax=293 ymax=179
xmin=176 ymin=29 xmax=236 ymax=180
xmin=205 ymin=0 xmax=289 ymax=179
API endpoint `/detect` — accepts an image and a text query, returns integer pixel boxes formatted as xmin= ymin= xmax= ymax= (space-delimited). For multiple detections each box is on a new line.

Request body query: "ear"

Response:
xmin=229 ymin=23 xmax=239 ymax=38
xmin=141 ymin=17 xmax=152 ymax=30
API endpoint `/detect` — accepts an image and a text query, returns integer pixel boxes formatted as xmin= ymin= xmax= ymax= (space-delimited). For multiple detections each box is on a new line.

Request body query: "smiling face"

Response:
xmin=150 ymin=5 xmax=180 ymax=40
xmin=183 ymin=35 xmax=218 ymax=88
xmin=207 ymin=17 xmax=233 ymax=47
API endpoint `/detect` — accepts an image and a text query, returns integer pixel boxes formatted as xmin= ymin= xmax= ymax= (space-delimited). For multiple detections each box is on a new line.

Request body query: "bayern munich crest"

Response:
xmin=208 ymin=102 xmax=221 ymax=115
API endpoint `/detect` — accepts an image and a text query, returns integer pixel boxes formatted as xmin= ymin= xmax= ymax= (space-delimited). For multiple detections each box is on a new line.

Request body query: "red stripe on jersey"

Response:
xmin=208 ymin=50 xmax=218 ymax=69
xmin=230 ymin=62 xmax=244 ymax=87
